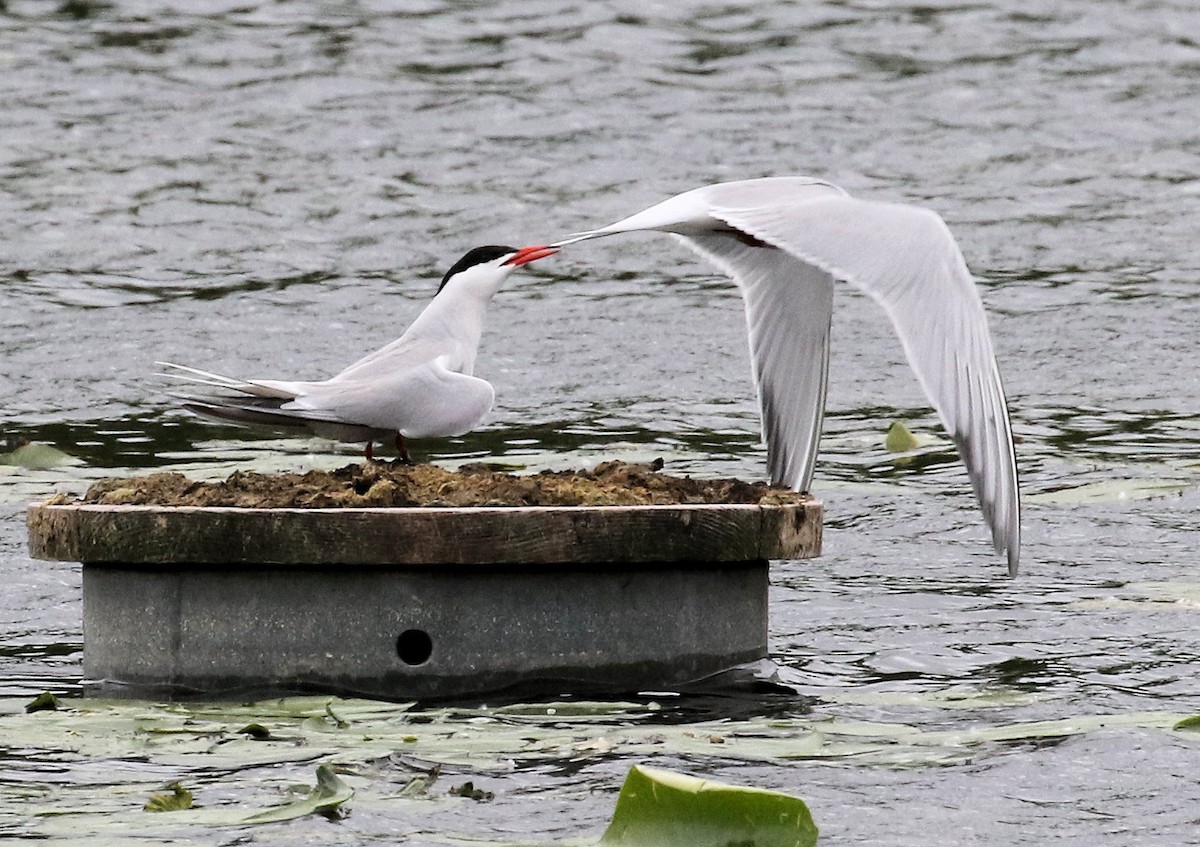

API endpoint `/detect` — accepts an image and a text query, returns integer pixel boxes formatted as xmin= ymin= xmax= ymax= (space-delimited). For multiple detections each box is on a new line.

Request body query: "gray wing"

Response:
xmin=672 ymin=233 xmax=834 ymax=493
xmin=711 ymin=192 xmax=1020 ymax=574
xmin=290 ymin=357 xmax=496 ymax=439
xmin=327 ymin=335 xmax=445 ymax=382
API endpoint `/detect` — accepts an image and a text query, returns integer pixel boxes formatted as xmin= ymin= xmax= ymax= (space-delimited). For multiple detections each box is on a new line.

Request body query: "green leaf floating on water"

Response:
xmin=24 ymin=691 xmax=59 ymax=713
xmin=885 ymin=421 xmax=920 ymax=453
xmin=448 ymin=780 xmax=494 ymax=801
xmin=130 ymin=764 xmax=351 ymax=825
xmin=145 ymin=781 xmax=194 ymax=812
xmin=238 ymin=722 xmax=272 ymax=739
xmin=600 ymin=765 xmax=818 ymax=847
xmin=242 ymin=763 xmax=352 ymax=824
xmin=1028 ymin=478 xmax=1195 ymax=504
xmin=0 ymin=442 xmax=76 ymax=469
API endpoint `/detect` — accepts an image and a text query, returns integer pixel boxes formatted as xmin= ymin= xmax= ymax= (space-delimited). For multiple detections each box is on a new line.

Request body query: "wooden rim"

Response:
xmin=28 ymin=500 xmax=822 ymax=566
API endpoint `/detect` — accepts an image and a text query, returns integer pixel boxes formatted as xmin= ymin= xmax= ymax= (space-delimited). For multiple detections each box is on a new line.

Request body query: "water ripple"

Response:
xmin=3 ymin=1 xmax=1200 ymax=842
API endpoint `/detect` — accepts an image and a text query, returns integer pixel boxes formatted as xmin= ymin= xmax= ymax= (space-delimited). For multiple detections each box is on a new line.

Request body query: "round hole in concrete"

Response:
xmin=396 ymin=629 xmax=433 ymax=666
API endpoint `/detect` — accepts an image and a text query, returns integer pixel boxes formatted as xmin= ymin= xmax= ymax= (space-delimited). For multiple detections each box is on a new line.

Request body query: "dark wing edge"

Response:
xmin=678 ymin=231 xmax=835 ymax=493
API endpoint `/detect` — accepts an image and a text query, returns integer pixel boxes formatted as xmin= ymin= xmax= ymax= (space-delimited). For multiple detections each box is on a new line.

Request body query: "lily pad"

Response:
xmin=885 ymin=421 xmax=920 ymax=452
xmin=144 ymin=781 xmax=194 ymax=812
xmin=600 ymin=765 xmax=817 ymax=847
xmin=2 ymin=696 xmax=1194 ymax=842
xmin=1070 ymin=581 xmax=1200 ymax=613
xmin=24 ymin=691 xmax=60 ymax=713
xmin=241 ymin=764 xmax=352 ymax=824
xmin=1028 ymin=478 xmax=1195 ymax=504
xmin=0 ymin=442 xmax=78 ymax=469
xmin=448 ymin=780 xmax=494 ymax=802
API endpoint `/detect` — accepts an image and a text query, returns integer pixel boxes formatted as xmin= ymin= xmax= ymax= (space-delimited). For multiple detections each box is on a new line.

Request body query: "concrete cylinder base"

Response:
xmin=28 ymin=500 xmax=822 ymax=700
xmin=81 ymin=560 xmax=768 ymax=700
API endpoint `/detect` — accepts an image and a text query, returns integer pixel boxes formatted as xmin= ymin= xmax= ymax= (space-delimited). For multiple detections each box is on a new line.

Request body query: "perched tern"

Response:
xmin=552 ymin=177 xmax=1020 ymax=573
xmin=160 ymin=244 xmax=557 ymax=462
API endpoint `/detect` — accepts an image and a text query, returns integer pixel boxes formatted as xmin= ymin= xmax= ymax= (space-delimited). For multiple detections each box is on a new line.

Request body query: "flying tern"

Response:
xmin=160 ymin=244 xmax=557 ymax=462
xmin=551 ymin=177 xmax=1020 ymax=573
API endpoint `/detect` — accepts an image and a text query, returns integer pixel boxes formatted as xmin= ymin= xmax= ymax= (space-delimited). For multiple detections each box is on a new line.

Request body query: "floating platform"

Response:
xmin=27 ymin=498 xmax=822 ymax=700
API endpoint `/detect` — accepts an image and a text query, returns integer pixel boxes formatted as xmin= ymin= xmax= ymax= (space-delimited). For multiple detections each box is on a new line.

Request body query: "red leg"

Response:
xmin=395 ymin=433 xmax=413 ymax=465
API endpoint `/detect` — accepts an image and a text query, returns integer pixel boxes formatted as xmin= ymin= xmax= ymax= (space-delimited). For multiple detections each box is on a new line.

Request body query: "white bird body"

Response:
xmin=553 ymin=177 xmax=1020 ymax=573
xmin=161 ymin=244 xmax=556 ymax=459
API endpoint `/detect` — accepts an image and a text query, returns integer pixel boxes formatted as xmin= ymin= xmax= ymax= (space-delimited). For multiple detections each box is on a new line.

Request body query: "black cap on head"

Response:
xmin=438 ymin=245 xmax=517 ymax=293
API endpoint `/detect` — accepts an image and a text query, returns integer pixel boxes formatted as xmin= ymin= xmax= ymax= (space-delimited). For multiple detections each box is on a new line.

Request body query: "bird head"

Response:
xmin=437 ymin=244 xmax=557 ymax=296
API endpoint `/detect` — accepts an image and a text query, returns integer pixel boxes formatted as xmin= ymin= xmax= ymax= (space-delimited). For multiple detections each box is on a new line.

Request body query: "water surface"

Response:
xmin=2 ymin=1 xmax=1200 ymax=843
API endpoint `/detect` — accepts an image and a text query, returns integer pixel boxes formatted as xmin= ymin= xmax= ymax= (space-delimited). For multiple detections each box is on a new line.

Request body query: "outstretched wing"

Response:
xmin=711 ymin=191 xmax=1020 ymax=574
xmin=673 ymin=233 xmax=834 ymax=493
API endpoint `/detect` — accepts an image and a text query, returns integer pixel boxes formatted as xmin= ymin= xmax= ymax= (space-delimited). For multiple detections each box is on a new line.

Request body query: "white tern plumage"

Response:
xmin=551 ymin=177 xmax=1020 ymax=574
xmin=160 ymin=244 xmax=557 ymax=462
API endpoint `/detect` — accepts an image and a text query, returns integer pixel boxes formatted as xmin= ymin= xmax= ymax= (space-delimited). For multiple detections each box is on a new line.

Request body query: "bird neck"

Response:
xmin=408 ymin=280 xmax=498 ymax=372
